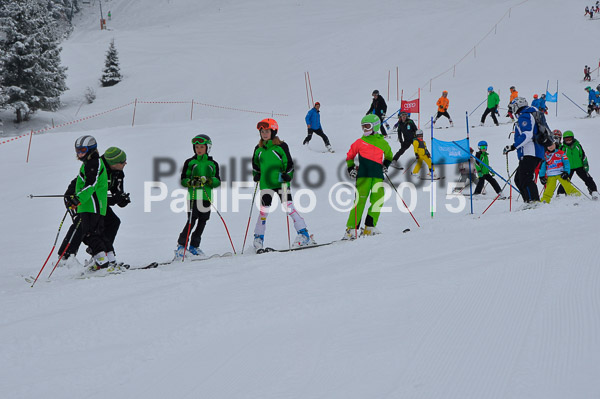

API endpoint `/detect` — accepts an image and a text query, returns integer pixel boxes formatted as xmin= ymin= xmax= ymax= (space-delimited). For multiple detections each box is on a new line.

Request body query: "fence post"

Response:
xmin=132 ymin=98 xmax=138 ymax=127
xmin=190 ymin=99 xmax=194 ymax=120
xmin=26 ymin=130 xmax=33 ymax=163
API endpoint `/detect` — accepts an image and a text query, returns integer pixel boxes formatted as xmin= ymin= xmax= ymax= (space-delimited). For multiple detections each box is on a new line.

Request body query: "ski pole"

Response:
xmin=481 ymin=167 xmax=518 ymax=215
xmin=30 ymin=210 xmax=69 ymax=287
xmin=46 ymin=218 xmax=82 ymax=282
xmin=282 ymin=183 xmax=291 ymax=250
xmin=201 ymin=185 xmax=237 ymax=254
xmin=241 ymin=182 xmax=259 ymax=254
xmin=506 ymin=153 xmax=512 ymax=211
xmin=181 ymin=198 xmax=195 ymax=262
xmin=384 ymin=172 xmax=420 ymax=227
xmin=468 ymin=98 xmax=487 ymax=117
xmin=28 ymin=194 xmax=69 ymax=199
xmin=402 ymin=158 xmax=417 ymax=175
xmin=561 ymin=93 xmax=588 ymax=114
xmin=568 ymin=180 xmax=592 ymax=200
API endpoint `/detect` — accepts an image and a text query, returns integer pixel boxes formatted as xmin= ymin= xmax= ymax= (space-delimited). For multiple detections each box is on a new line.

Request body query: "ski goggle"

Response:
xmin=75 ymin=147 xmax=88 ymax=155
xmin=479 ymin=145 xmax=487 ymax=150
xmin=361 ymin=123 xmax=374 ymax=131
xmin=192 ymin=137 xmax=210 ymax=145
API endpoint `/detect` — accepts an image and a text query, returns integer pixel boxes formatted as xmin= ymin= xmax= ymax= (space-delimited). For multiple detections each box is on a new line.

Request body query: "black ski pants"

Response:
xmin=557 ymin=167 xmax=598 ymax=195
xmin=80 ymin=213 xmax=108 ymax=256
xmin=435 ymin=111 xmax=452 ymax=122
xmin=481 ymin=106 xmax=499 ymax=125
xmin=474 ymin=174 xmax=502 ymax=194
xmin=514 ymin=156 xmax=541 ymax=202
xmin=304 ymin=128 xmax=330 ymax=146
xmin=393 ymin=141 xmax=413 ymax=162
xmin=103 ymin=206 xmax=120 ymax=253
xmin=59 ymin=213 xmax=83 ymax=258
xmin=377 ymin=115 xmax=387 ymax=136
xmin=178 ymin=199 xmax=211 ymax=248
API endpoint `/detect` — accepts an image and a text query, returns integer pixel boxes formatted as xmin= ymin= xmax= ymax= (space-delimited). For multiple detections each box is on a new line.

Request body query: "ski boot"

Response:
xmin=362 ymin=226 xmax=381 ymax=236
xmin=174 ymin=244 xmax=185 ymax=260
xmin=450 ymin=121 xmax=454 ymax=127
xmin=293 ymin=228 xmax=315 ymax=248
xmin=326 ymin=144 xmax=334 ymax=153
xmin=188 ymin=246 xmax=206 ymax=258
xmin=253 ymin=234 xmax=264 ymax=252
xmin=88 ymin=252 xmax=109 ymax=272
xmin=591 ymin=191 xmax=599 ymax=200
xmin=342 ymin=228 xmax=359 ymax=240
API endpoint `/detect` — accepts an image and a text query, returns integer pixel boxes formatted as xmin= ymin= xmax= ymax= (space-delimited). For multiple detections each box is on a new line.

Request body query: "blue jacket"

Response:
xmin=305 ymin=107 xmax=321 ymax=130
xmin=588 ymin=89 xmax=598 ymax=104
xmin=531 ymin=99 xmax=541 ymax=108
xmin=513 ymin=106 xmax=545 ymax=160
xmin=538 ymin=98 xmax=546 ymax=110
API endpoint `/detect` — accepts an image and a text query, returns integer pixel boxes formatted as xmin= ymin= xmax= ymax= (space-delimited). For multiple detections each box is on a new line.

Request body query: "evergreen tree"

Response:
xmin=0 ymin=0 xmax=68 ymax=123
xmin=101 ymin=39 xmax=122 ymax=87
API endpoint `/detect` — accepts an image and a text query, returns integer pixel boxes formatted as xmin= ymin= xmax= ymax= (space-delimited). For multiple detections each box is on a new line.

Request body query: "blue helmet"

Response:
xmin=487 ymin=86 xmax=494 ymax=92
xmin=478 ymin=140 xmax=488 ymax=147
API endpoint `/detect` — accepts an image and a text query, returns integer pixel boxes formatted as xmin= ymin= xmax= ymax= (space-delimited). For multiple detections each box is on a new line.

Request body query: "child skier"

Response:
xmin=252 ymin=118 xmax=315 ymax=251
xmin=539 ymin=141 xmax=580 ymax=203
xmin=65 ymin=135 xmax=109 ymax=271
xmin=557 ymin=131 xmax=599 ymax=199
xmin=344 ymin=114 xmax=393 ymax=239
xmin=473 ymin=141 xmax=505 ymax=198
xmin=433 ymin=90 xmax=453 ymax=127
xmin=174 ymin=134 xmax=221 ymax=259
xmin=412 ymin=129 xmax=436 ymax=178
xmin=453 ymin=147 xmax=479 ymax=194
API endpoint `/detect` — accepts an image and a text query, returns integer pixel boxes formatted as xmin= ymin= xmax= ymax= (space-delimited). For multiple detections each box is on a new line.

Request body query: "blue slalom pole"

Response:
xmin=561 ymin=92 xmax=587 ymax=114
xmin=465 ymin=112 xmax=473 ymax=214
xmin=469 ymin=98 xmax=487 ymax=117
xmin=451 ymin=139 xmax=521 ymax=194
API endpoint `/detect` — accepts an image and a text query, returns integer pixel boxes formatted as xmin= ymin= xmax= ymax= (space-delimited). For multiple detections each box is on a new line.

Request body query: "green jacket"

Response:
xmin=252 ymin=140 xmax=294 ymax=190
xmin=75 ymin=151 xmax=108 ymax=215
xmin=346 ymin=134 xmax=393 ymax=179
xmin=561 ymin=139 xmax=588 ymax=170
xmin=487 ymin=91 xmax=500 ymax=109
xmin=475 ymin=150 xmax=493 ymax=177
xmin=180 ymin=154 xmax=221 ymax=201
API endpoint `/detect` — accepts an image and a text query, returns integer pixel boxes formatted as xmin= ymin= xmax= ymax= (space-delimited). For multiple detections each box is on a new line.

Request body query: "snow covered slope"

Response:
xmin=1 ymin=0 xmax=600 ymax=398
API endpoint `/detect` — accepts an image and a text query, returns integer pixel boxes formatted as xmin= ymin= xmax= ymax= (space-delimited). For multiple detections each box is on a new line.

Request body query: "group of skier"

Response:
xmin=585 ymin=3 xmax=599 ymax=18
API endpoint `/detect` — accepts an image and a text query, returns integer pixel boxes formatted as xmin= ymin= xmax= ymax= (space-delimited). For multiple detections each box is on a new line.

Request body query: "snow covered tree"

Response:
xmin=101 ymin=39 xmax=122 ymax=87
xmin=0 ymin=0 xmax=68 ymax=123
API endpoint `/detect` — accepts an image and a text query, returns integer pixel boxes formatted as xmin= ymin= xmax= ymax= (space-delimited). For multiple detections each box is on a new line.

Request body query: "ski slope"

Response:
xmin=1 ymin=0 xmax=600 ymax=398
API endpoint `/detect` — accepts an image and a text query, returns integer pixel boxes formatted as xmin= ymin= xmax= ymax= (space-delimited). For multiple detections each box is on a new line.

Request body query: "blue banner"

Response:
xmin=545 ymin=91 xmax=558 ymax=103
xmin=432 ymin=138 xmax=470 ymax=165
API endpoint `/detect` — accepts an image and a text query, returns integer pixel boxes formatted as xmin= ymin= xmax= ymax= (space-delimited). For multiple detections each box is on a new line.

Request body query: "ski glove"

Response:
xmin=189 ymin=177 xmax=203 ymax=187
xmin=382 ymin=165 xmax=388 ymax=174
xmin=348 ymin=166 xmax=358 ymax=179
xmin=117 ymin=193 xmax=131 ymax=208
xmin=253 ymin=173 xmax=261 ymax=182
xmin=66 ymin=195 xmax=80 ymax=209
xmin=540 ymin=176 xmax=547 ymax=185
xmin=415 ymin=154 xmax=420 ymax=161
xmin=503 ymin=145 xmax=515 ymax=155
xmin=561 ymin=172 xmax=569 ymax=180
xmin=278 ymin=172 xmax=292 ymax=183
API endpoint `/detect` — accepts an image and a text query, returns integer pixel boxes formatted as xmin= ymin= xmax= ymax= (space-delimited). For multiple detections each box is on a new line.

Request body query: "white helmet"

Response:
xmin=509 ymin=97 xmax=528 ymax=115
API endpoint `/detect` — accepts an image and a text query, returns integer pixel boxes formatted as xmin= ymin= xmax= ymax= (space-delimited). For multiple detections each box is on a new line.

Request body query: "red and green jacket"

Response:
xmin=346 ymin=134 xmax=393 ymax=179
xmin=180 ymin=154 xmax=221 ymax=201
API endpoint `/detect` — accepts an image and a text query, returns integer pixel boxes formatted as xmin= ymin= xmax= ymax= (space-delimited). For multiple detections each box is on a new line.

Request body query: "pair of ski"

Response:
xmin=134 ymin=252 xmax=234 ymax=270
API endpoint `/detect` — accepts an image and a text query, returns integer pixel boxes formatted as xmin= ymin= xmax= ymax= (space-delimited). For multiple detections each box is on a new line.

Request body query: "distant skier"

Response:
xmin=480 ymin=86 xmax=500 ymax=126
xmin=538 ymin=93 xmax=548 ymax=114
xmin=433 ymin=90 xmax=454 ymax=127
xmin=506 ymin=86 xmax=519 ymax=121
xmin=539 ymin=141 xmax=580 ymax=203
xmin=303 ymin=102 xmax=333 ymax=152
xmin=584 ymin=86 xmax=599 ymax=116
xmin=503 ymin=97 xmax=545 ymax=204
xmin=453 ymin=147 xmax=479 ymax=194
xmin=556 ymin=131 xmax=599 ymax=199
xmin=584 ymin=65 xmax=592 ymax=82
xmin=531 ymin=94 xmax=541 ymax=109
xmin=343 ymin=114 xmax=393 ymax=239
xmin=366 ymin=90 xmax=388 ymax=137
xmin=391 ymin=111 xmax=418 ymax=167
xmin=252 ymin=118 xmax=315 ymax=251
xmin=585 ymin=6 xmax=590 ymax=16
xmin=174 ymin=135 xmax=221 ymax=260
xmin=473 ymin=141 xmax=504 ymax=198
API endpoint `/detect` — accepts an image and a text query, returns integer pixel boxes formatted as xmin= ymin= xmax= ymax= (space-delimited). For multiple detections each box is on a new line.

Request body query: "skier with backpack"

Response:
xmin=252 ymin=118 xmax=315 ymax=251
xmin=503 ymin=97 xmax=546 ymax=204
xmin=556 ymin=131 xmax=599 ymax=200
xmin=344 ymin=114 xmax=393 ymax=239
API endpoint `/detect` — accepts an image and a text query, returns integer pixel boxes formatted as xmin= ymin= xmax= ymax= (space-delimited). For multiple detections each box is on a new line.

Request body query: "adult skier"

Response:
xmin=556 ymin=131 xmax=599 ymax=199
xmin=366 ymin=90 xmax=388 ymax=137
xmin=503 ymin=97 xmax=545 ymax=204
xmin=480 ymin=86 xmax=500 ymax=126
xmin=252 ymin=118 xmax=315 ymax=251
xmin=433 ymin=90 xmax=453 ymax=127
xmin=64 ymin=136 xmax=109 ymax=270
xmin=175 ymin=135 xmax=221 ymax=259
xmin=344 ymin=114 xmax=393 ymax=239
xmin=391 ymin=111 xmax=418 ymax=167
xmin=303 ymin=102 xmax=333 ymax=152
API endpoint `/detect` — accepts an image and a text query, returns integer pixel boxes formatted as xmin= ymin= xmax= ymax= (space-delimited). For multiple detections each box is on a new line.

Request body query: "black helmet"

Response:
xmin=372 ymin=90 xmax=379 ymax=96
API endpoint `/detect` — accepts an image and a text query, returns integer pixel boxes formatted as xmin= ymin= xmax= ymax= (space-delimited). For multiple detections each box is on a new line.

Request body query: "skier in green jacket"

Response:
xmin=480 ymin=86 xmax=500 ymax=126
xmin=557 ymin=131 xmax=598 ymax=199
xmin=65 ymin=135 xmax=109 ymax=270
xmin=473 ymin=141 xmax=504 ymax=197
xmin=252 ymin=118 xmax=315 ymax=251
xmin=344 ymin=114 xmax=393 ymax=239
xmin=175 ymin=134 xmax=222 ymax=259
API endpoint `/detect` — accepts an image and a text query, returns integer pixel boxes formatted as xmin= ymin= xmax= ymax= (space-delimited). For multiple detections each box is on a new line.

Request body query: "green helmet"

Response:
xmin=562 ymin=130 xmax=574 ymax=139
xmin=191 ymin=134 xmax=212 ymax=154
xmin=361 ymin=114 xmax=381 ymax=134
xmin=585 ymin=86 xmax=592 ymax=91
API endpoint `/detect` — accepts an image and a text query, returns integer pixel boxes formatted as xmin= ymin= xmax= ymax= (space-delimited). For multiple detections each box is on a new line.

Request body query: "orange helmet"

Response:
xmin=533 ymin=94 xmax=538 ymax=99
xmin=442 ymin=90 xmax=448 ymax=95
xmin=257 ymin=118 xmax=279 ymax=137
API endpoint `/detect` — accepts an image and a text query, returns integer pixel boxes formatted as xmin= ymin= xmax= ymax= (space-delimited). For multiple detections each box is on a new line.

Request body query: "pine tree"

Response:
xmin=101 ymin=39 xmax=122 ymax=87
xmin=0 ymin=0 xmax=68 ymax=123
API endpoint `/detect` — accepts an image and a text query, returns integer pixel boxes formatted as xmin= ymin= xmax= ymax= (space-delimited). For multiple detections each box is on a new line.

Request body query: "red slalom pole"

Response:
xmin=202 ymin=186 xmax=237 ymax=254
xmin=46 ymin=217 xmax=81 ymax=283
xmin=30 ymin=210 xmax=69 ymax=287
xmin=304 ymin=72 xmax=311 ymax=109
xmin=26 ymin=130 xmax=34 ymax=163
xmin=307 ymin=71 xmax=314 ymax=107
xmin=385 ymin=173 xmax=420 ymax=228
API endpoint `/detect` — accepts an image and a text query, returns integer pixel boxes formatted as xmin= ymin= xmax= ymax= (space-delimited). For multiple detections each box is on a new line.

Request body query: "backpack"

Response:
xmin=531 ymin=110 xmax=553 ymax=147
